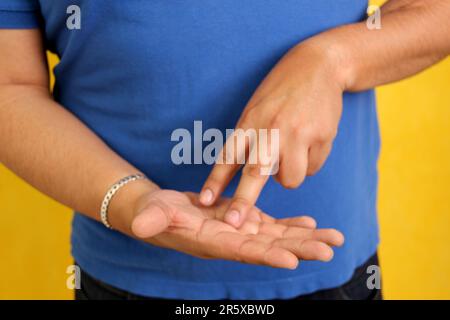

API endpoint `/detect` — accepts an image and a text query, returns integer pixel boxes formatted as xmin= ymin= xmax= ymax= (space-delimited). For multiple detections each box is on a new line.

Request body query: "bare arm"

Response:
xmin=326 ymin=0 xmax=450 ymax=91
xmin=0 ymin=30 xmax=159 ymax=235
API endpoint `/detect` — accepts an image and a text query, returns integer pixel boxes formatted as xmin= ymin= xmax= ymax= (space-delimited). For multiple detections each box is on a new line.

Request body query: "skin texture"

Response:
xmin=200 ymin=0 xmax=450 ymax=228
xmin=0 ymin=0 xmax=449 ymax=268
xmin=131 ymin=190 xmax=343 ymax=269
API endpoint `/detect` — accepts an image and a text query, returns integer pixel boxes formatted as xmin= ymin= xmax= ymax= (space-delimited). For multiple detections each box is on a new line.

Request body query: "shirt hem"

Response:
xmin=72 ymin=241 xmax=379 ymax=300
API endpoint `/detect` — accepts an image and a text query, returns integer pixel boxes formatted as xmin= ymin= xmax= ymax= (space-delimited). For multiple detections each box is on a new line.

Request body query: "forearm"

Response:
xmin=0 ymin=85 xmax=159 ymax=235
xmin=301 ymin=0 xmax=450 ymax=91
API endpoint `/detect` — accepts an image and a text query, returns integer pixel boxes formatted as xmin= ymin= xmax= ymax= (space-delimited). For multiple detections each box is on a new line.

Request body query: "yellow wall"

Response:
xmin=373 ymin=0 xmax=450 ymax=299
xmin=1 ymin=22 xmax=449 ymax=300
xmin=377 ymin=59 xmax=450 ymax=299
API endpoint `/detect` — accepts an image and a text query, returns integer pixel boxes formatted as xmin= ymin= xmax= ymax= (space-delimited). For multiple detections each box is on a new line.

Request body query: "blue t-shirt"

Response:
xmin=1 ymin=0 xmax=380 ymax=299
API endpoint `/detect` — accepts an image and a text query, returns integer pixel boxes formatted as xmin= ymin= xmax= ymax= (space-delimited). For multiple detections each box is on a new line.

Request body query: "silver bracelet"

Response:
xmin=100 ymin=173 xmax=146 ymax=229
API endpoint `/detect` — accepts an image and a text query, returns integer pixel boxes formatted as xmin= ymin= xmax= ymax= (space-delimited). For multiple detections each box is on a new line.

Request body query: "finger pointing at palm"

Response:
xmin=132 ymin=190 xmax=344 ymax=270
xmin=200 ymin=42 xmax=343 ymax=228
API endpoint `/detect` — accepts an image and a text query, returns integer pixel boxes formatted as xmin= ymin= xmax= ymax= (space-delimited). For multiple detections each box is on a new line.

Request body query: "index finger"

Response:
xmin=223 ymin=163 xmax=270 ymax=227
xmin=199 ymin=129 xmax=250 ymax=205
xmin=199 ymin=161 xmax=241 ymax=206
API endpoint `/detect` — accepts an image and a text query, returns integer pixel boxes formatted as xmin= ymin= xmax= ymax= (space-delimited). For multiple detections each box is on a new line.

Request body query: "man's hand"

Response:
xmin=199 ymin=42 xmax=345 ymax=228
xmin=200 ymin=0 xmax=450 ymax=229
xmin=130 ymin=189 xmax=344 ymax=270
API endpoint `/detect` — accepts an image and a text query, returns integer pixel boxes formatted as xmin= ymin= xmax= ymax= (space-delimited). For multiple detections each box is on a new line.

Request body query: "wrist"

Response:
xmin=294 ymin=33 xmax=356 ymax=92
xmin=107 ymin=177 xmax=160 ymax=235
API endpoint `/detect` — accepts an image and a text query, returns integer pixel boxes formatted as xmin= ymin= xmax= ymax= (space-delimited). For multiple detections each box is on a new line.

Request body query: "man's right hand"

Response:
xmin=130 ymin=190 xmax=344 ymax=270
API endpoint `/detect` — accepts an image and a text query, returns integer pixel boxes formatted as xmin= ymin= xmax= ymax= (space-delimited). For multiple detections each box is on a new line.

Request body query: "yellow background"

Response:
xmin=0 ymin=3 xmax=449 ymax=299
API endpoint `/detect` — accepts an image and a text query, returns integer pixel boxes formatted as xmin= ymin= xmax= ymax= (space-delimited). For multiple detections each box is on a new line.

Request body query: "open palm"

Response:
xmin=131 ymin=190 xmax=344 ymax=269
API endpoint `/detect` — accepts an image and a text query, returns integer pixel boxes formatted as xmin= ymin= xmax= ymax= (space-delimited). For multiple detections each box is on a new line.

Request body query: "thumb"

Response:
xmin=131 ymin=203 xmax=171 ymax=238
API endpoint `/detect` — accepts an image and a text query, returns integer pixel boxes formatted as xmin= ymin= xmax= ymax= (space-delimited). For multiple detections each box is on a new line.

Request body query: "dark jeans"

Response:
xmin=75 ymin=253 xmax=382 ymax=300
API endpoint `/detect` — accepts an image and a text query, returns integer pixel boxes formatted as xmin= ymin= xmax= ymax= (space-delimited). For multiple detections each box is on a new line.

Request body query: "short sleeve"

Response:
xmin=0 ymin=0 xmax=40 ymax=29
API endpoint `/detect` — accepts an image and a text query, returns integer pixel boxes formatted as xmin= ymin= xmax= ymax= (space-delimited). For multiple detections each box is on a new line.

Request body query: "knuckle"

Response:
xmin=244 ymin=106 xmax=259 ymax=118
xmin=307 ymin=153 xmax=328 ymax=175
xmin=280 ymin=175 xmax=303 ymax=189
xmin=314 ymin=126 xmax=337 ymax=143
xmin=291 ymin=125 xmax=304 ymax=138
xmin=277 ymin=159 xmax=306 ymax=189
xmin=306 ymin=164 xmax=321 ymax=176
xmin=240 ymin=107 xmax=258 ymax=126
xmin=281 ymin=180 xmax=301 ymax=189
xmin=269 ymin=114 xmax=284 ymax=130
xmin=292 ymin=125 xmax=312 ymax=142
xmin=238 ymin=117 xmax=251 ymax=130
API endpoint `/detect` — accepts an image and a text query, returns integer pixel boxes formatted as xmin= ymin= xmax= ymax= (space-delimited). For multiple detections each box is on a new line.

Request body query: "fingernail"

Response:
xmin=200 ymin=188 xmax=214 ymax=205
xmin=225 ymin=210 xmax=240 ymax=226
